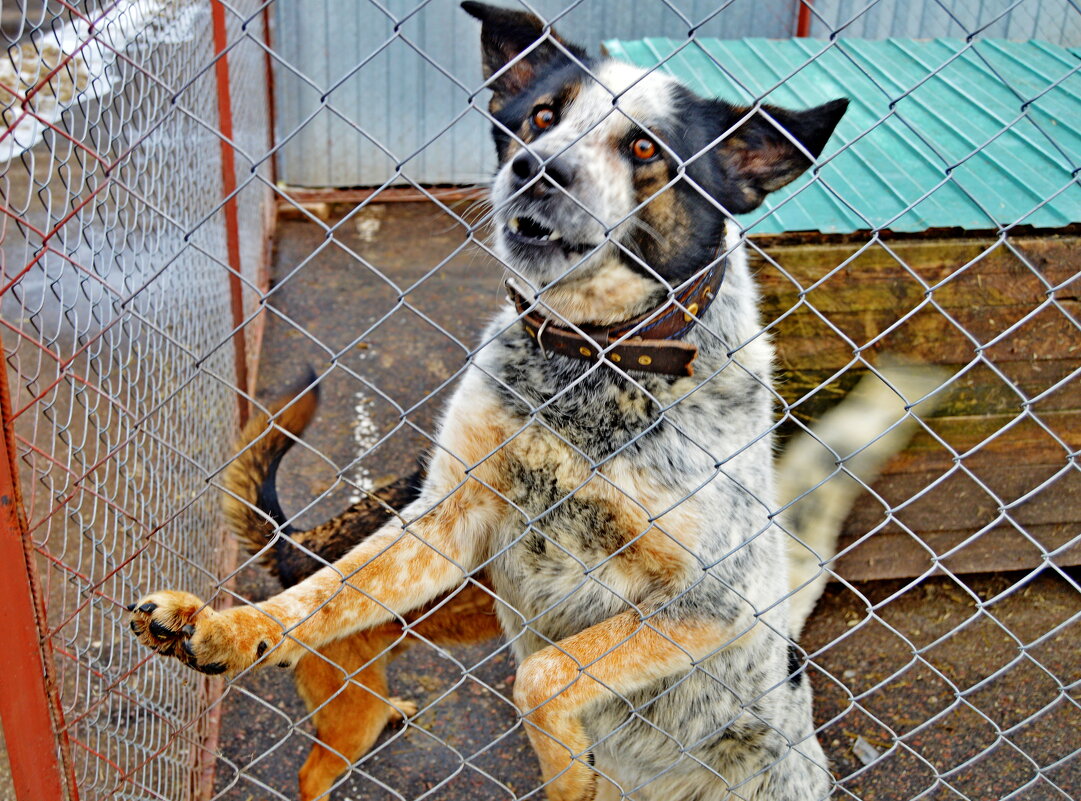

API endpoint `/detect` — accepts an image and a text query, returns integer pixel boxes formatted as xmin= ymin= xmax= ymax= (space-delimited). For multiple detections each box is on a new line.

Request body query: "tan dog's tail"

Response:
xmin=221 ymin=375 xmax=321 ymax=578
xmin=222 ymin=375 xmax=423 ymax=588
xmin=778 ymin=359 xmax=949 ymax=639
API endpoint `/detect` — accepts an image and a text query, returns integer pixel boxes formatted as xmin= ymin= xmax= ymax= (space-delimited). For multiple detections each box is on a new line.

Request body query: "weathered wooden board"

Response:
xmin=759 ymin=236 xmax=1080 ymax=579
xmin=783 ymin=359 xmax=1080 ymax=418
xmin=833 ymin=522 xmax=1079 ymax=581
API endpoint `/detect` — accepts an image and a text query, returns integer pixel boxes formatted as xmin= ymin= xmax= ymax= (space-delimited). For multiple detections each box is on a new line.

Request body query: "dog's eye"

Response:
xmin=630 ymin=137 xmax=658 ymax=161
xmin=531 ymin=105 xmax=557 ymax=130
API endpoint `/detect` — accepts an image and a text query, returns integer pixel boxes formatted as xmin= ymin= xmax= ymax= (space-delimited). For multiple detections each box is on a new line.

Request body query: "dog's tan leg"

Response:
xmin=514 ymin=611 xmax=750 ymax=801
xmin=293 ymin=628 xmax=415 ymax=801
xmin=290 ymin=584 xmax=500 ymax=800
xmin=129 ymin=407 xmax=513 ymax=675
xmin=405 ymin=582 xmax=502 ymax=648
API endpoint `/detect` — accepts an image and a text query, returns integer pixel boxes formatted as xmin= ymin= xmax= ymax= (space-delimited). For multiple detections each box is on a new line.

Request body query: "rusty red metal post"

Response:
xmin=796 ymin=0 xmax=814 ymax=37
xmin=0 ymin=338 xmax=77 ymax=801
xmin=186 ymin=5 xmax=254 ymax=797
xmin=247 ymin=1 xmax=281 ymax=404
xmin=212 ymin=0 xmax=250 ymax=428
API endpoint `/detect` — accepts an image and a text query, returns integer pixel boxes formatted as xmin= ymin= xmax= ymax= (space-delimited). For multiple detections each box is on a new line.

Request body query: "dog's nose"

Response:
xmin=510 ymin=151 xmax=574 ymax=196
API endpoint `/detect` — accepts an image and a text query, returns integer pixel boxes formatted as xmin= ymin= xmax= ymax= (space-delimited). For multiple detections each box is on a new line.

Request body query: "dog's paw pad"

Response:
xmin=128 ymin=590 xmax=217 ymax=666
xmin=129 ymin=593 xmax=285 ymax=676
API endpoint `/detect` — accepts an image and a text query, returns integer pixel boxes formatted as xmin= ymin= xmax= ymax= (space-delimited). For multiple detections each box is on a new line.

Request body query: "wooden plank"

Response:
xmin=777 ymin=359 xmax=1080 ymax=421
xmin=757 ymin=236 xmax=1080 ymax=370
xmin=757 ymin=236 xmax=1081 ymax=315
xmin=834 ymin=523 xmax=1080 ymax=581
xmin=817 ymin=421 xmax=1081 ymax=579
xmin=759 ymin=236 xmax=1081 ymax=579
xmin=844 ymin=462 xmax=1079 ymax=534
xmin=887 ymin=411 xmax=1080 ymax=475
xmin=765 ymin=301 xmax=1079 ymax=370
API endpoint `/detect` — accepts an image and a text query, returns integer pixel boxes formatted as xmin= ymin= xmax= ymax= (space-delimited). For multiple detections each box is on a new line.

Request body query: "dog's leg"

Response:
xmin=293 ymin=627 xmax=416 ymax=801
xmin=405 ymin=582 xmax=502 ymax=648
xmin=289 ymin=585 xmax=499 ymax=801
xmin=514 ymin=611 xmax=753 ymax=801
xmin=128 ymin=417 xmax=512 ymax=675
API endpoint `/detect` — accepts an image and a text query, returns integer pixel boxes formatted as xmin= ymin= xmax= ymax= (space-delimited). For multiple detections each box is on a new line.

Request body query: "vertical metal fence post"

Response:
xmin=212 ymin=0 xmax=250 ymax=428
xmin=796 ymin=0 xmax=814 ymax=36
xmin=183 ymin=5 xmax=252 ymax=798
xmin=248 ymin=1 xmax=281 ymax=404
xmin=0 ymin=339 xmax=77 ymax=801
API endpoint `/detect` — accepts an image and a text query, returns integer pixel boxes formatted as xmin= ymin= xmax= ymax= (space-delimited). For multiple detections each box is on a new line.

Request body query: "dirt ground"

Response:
xmin=0 ymin=731 xmax=12 ymax=801
xmin=205 ymin=203 xmax=1079 ymax=801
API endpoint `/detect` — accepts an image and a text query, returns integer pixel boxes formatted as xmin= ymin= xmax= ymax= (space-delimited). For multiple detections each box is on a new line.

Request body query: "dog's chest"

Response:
xmin=490 ymin=329 xmax=679 ymax=460
xmin=467 ymin=322 xmax=774 ymax=651
xmin=483 ymin=416 xmax=709 ymax=649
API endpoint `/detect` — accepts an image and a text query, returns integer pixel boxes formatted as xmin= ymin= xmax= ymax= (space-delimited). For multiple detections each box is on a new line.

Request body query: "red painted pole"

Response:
xmin=188 ymin=7 xmax=250 ymax=798
xmin=211 ymin=0 xmax=250 ymax=428
xmin=796 ymin=0 xmax=814 ymax=37
xmin=0 ymin=337 xmax=77 ymax=801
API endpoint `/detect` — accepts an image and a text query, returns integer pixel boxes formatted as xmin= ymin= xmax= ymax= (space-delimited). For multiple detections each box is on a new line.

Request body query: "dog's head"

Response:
xmin=463 ymin=2 xmax=848 ymax=324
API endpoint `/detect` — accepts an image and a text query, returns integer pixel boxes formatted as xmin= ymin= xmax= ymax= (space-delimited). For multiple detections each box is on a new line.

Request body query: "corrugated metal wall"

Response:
xmin=273 ymin=0 xmax=1081 ymax=188
xmin=272 ymin=0 xmax=796 ymax=187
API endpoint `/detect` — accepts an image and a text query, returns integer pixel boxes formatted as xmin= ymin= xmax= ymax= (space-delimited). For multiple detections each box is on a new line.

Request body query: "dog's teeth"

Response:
xmin=508 ymin=217 xmax=520 ymax=233
xmin=549 ymin=229 xmax=561 ymax=240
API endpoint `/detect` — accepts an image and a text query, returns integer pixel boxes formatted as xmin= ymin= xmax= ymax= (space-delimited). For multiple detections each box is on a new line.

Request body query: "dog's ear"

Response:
xmin=462 ymin=2 xmax=587 ymax=110
xmin=709 ymin=98 xmax=848 ymax=214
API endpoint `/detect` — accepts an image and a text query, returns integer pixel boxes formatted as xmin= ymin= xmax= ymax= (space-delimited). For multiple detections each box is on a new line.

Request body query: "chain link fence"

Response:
xmin=1 ymin=2 xmax=1078 ymax=800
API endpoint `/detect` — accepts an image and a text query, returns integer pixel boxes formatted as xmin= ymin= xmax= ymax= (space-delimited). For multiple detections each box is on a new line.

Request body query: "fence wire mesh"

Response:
xmin=1 ymin=2 xmax=1078 ymax=801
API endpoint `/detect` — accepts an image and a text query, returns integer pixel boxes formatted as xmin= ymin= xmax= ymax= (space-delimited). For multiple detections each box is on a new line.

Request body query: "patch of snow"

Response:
xmin=347 ymin=389 xmax=377 ymax=504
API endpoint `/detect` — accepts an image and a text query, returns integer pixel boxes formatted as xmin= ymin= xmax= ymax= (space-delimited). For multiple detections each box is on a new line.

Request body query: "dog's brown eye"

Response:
xmin=631 ymin=137 xmax=658 ymax=161
xmin=532 ymin=106 xmax=556 ymax=130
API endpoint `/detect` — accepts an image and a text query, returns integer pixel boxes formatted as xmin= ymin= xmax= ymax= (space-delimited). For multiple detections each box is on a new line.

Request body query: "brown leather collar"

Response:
xmin=507 ymin=256 xmax=727 ymax=378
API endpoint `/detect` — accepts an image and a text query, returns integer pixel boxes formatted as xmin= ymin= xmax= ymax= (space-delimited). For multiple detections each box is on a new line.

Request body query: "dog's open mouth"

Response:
xmin=507 ymin=215 xmax=561 ymax=246
xmin=505 ymin=215 xmax=594 ymax=254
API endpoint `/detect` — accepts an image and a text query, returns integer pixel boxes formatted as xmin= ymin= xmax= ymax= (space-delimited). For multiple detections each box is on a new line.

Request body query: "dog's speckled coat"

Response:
xmin=130 ymin=4 xmax=856 ymax=798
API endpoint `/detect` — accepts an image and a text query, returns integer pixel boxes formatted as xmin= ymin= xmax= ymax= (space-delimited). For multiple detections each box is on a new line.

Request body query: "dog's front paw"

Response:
xmin=128 ymin=590 xmax=284 ymax=676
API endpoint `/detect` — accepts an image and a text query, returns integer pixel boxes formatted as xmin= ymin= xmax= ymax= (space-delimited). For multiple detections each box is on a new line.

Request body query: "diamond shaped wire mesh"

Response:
xmin=1 ymin=2 xmax=1078 ymax=801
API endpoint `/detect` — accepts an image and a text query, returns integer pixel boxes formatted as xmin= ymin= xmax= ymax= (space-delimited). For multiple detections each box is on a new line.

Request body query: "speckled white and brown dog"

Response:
xmin=131 ymin=4 xmax=856 ymax=799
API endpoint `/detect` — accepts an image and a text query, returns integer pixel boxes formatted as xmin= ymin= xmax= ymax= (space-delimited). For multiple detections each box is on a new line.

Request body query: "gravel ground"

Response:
xmin=207 ymin=203 xmax=1079 ymax=801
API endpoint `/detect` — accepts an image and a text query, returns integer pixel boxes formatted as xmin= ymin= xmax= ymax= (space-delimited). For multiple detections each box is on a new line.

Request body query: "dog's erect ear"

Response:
xmin=462 ymin=2 xmax=587 ymax=109
xmin=711 ymin=98 xmax=848 ymax=214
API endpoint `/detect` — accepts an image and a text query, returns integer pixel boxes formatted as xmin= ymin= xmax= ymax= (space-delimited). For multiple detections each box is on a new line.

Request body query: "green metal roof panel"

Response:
xmin=603 ymin=37 xmax=1081 ymax=235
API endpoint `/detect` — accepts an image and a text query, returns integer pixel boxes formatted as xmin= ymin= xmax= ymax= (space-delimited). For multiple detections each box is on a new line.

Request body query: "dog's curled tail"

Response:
xmin=779 ymin=360 xmax=949 ymax=639
xmin=221 ymin=375 xmax=320 ymax=578
xmin=222 ymin=376 xmax=424 ymax=588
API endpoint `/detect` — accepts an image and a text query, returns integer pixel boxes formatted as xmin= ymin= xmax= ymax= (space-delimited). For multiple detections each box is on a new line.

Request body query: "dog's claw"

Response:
xmin=125 ymin=602 xmax=137 ymax=612
xmin=149 ymin=620 xmax=177 ymax=639
xmin=128 ymin=590 xmax=285 ymax=677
